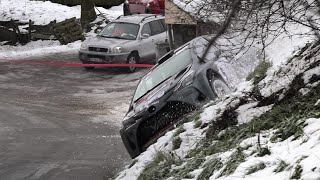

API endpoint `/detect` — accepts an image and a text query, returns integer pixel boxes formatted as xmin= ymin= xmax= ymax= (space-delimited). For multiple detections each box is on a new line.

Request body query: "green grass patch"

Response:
xmin=297 ymin=155 xmax=308 ymax=163
xmin=274 ymin=160 xmax=289 ymax=173
xmin=218 ymin=148 xmax=246 ymax=177
xmin=257 ymin=147 xmax=271 ymax=157
xmin=173 ymin=126 xmax=186 ymax=137
xmin=138 ymin=56 xmax=320 ymax=178
xmin=246 ymin=162 xmax=266 ymax=175
xmin=290 ymin=165 xmax=303 ymax=179
xmin=196 ymin=158 xmax=223 ymax=180
xmin=138 ymin=151 xmax=181 ymax=180
xmin=179 ymin=79 xmax=320 ymax=178
xmin=172 ymin=137 xmax=182 ymax=150
xmin=194 ymin=120 xmax=202 ymax=128
xmin=171 ymin=156 xmax=205 ymax=179
xmin=246 ymin=59 xmax=272 ymax=85
xmin=270 ymin=118 xmax=306 ymax=142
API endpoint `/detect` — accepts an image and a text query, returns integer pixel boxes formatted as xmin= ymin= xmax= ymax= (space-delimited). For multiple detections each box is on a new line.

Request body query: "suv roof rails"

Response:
xmin=115 ymin=14 xmax=162 ymax=22
xmin=116 ymin=12 xmax=141 ymax=19
xmin=140 ymin=14 xmax=160 ymax=23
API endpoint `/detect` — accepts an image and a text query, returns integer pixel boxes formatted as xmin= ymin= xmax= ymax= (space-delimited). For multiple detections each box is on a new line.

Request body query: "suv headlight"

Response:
xmin=80 ymin=42 xmax=88 ymax=51
xmin=112 ymin=47 xmax=122 ymax=53
xmin=174 ymin=70 xmax=195 ymax=91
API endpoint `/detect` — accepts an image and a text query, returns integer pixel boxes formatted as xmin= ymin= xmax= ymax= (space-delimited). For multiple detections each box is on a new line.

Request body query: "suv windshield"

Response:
xmin=99 ymin=22 xmax=139 ymax=40
xmin=133 ymin=47 xmax=192 ymax=102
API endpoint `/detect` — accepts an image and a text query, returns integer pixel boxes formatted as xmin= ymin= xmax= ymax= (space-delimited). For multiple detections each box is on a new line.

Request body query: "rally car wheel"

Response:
xmin=208 ymin=72 xmax=231 ymax=98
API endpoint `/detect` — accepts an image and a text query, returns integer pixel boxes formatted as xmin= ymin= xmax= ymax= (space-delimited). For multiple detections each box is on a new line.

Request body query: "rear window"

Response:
xmin=160 ymin=19 xmax=167 ymax=30
xmin=141 ymin=23 xmax=151 ymax=35
xmin=149 ymin=20 xmax=165 ymax=35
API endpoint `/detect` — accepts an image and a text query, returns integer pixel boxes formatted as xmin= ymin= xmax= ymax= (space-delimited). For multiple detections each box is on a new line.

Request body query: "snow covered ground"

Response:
xmin=0 ymin=0 xmax=312 ymax=69
xmin=115 ymin=42 xmax=320 ymax=180
xmin=0 ymin=0 xmax=123 ymax=59
xmin=1 ymin=1 xmax=320 ymax=179
xmin=0 ymin=0 xmax=313 ymax=90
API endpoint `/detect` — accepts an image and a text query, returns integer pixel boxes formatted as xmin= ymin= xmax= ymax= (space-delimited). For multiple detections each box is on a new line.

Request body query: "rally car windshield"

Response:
xmin=133 ymin=48 xmax=192 ymax=102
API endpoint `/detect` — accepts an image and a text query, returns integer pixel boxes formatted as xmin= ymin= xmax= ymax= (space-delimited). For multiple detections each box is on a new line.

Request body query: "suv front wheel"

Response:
xmin=126 ymin=53 xmax=139 ymax=73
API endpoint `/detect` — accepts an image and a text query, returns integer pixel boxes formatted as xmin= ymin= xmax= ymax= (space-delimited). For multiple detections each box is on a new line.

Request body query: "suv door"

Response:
xmin=139 ymin=22 xmax=154 ymax=60
xmin=147 ymin=19 xmax=167 ymax=62
xmin=139 ymin=19 xmax=167 ymax=63
xmin=149 ymin=19 xmax=166 ymax=42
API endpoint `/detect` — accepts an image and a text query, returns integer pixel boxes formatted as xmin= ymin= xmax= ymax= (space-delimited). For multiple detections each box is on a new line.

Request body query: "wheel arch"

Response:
xmin=206 ymin=68 xmax=224 ymax=82
xmin=129 ymin=50 xmax=140 ymax=60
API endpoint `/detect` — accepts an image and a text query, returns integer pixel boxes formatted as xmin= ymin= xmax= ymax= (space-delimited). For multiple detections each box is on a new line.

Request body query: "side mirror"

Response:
xmin=95 ymin=28 xmax=102 ymax=34
xmin=141 ymin=33 xmax=150 ymax=39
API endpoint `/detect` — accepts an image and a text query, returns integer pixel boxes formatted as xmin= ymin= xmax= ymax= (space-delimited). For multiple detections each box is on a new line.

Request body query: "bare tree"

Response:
xmin=81 ymin=0 xmax=97 ymax=30
xmin=168 ymin=0 xmax=320 ymax=61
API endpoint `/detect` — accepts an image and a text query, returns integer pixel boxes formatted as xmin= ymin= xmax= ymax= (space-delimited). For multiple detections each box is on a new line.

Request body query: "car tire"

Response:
xmin=208 ymin=72 xmax=231 ymax=98
xmin=126 ymin=53 xmax=139 ymax=73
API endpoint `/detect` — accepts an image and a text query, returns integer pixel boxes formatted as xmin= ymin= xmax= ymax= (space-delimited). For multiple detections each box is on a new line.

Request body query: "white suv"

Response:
xmin=79 ymin=14 xmax=167 ymax=72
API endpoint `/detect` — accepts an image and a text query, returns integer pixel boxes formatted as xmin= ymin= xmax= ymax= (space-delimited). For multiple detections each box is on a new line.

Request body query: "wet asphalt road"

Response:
xmin=0 ymin=53 xmax=148 ymax=180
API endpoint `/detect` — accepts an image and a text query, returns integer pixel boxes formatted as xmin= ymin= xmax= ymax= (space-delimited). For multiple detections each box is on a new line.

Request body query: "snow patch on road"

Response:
xmin=0 ymin=40 xmax=81 ymax=59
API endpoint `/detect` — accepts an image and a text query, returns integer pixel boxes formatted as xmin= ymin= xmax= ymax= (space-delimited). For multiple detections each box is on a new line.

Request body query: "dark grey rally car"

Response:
xmin=120 ymin=36 xmax=231 ymax=158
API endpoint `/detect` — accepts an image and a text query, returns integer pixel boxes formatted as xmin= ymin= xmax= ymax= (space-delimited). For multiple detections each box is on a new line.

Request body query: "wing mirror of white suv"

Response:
xmin=95 ymin=28 xmax=102 ymax=34
xmin=141 ymin=33 xmax=150 ymax=39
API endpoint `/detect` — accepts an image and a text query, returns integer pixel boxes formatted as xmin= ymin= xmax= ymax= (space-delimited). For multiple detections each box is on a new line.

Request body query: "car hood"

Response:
xmin=127 ymin=76 xmax=176 ymax=116
xmin=126 ymin=68 xmax=189 ymax=118
xmin=85 ymin=36 xmax=132 ymax=48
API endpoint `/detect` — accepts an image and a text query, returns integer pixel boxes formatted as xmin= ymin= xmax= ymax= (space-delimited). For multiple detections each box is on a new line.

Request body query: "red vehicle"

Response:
xmin=123 ymin=0 xmax=164 ymax=15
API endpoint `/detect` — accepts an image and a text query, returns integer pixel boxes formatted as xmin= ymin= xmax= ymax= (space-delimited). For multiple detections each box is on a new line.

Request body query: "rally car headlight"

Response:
xmin=122 ymin=116 xmax=135 ymax=128
xmin=112 ymin=47 xmax=122 ymax=53
xmin=174 ymin=70 xmax=195 ymax=91
xmin=80 ymin=42 xmax=88 ymax=51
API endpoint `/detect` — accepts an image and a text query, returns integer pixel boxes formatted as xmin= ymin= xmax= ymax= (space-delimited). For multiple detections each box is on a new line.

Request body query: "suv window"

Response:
xmin=141 ymin=23 xmax=151 ymax=36
xmin=100 ymin=22 xmax=139 ymax=40
xmin=160 ymin=19 xmax=167 ymax=30
xmin=149 ymin=20 xmax=165 ymax=36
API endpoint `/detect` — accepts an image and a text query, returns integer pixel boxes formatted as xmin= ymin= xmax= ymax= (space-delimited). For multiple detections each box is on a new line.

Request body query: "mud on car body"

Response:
xmin=120 ymin=36 xmax=232 ymax=158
